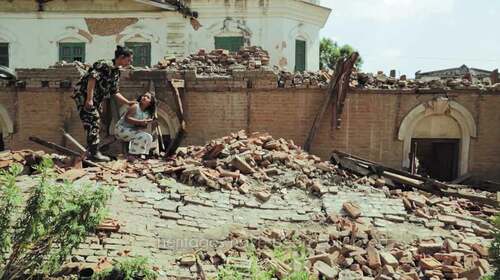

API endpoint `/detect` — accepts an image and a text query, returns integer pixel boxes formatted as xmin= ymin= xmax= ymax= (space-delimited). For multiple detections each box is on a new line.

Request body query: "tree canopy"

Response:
xmin=320 ymin=38 xmax=363 ymax=70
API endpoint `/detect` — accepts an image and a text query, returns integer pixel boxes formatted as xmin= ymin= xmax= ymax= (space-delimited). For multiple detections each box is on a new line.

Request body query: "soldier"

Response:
xmin=73 ymin=45 xmax=135 ymax=162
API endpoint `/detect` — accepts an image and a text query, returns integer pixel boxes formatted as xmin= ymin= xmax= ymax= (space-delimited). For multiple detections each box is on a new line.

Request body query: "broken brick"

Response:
xmin=419 ymin=257 xmax=442 ymax=270
xmin=342 ymin=201 xmax=361 ymax=219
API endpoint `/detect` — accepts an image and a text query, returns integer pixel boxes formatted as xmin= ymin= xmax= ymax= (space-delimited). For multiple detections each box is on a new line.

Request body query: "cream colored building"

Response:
xmin=0 ymin=0 xmax=331 ymax=71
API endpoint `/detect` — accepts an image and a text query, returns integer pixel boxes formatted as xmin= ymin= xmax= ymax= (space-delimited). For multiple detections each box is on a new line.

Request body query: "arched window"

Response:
xmin=295 ymin=39 xmax=306 ymax=72
xmin=124 ymin=35 xmax=152 ymax=67
xmin=214 ymin=35 xmax=244 ymax=52
xmin=0 ymin=42 xmax=8 ymax=67
xmin=0 ymin=133 xmax=4 ymax=152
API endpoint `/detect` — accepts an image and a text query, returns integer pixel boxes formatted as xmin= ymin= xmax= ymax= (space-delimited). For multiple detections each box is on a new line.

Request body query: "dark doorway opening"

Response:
xmin=411 ymin=138 xmax=459 ymax=182
xmin=0 ymin=133 xmax=4 ymax=151
xmin=159 ymin=135 xmax=172 ymax=153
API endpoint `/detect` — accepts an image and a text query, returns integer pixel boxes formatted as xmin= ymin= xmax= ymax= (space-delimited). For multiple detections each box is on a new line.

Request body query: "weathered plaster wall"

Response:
xmin=188 ymin=0 xmax=328 ymax=71
xmin=0 ymin=0 xmax=161 ymax=12
xmin=0 ymin=0 xmax=330 ymax=71
xmin=0 ymin=0 xmax=178 ymax=69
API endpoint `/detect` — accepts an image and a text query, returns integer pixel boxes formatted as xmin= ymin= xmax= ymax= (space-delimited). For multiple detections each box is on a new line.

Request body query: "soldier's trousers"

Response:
xmin=79 ymin=108 xmax=101 ymax=147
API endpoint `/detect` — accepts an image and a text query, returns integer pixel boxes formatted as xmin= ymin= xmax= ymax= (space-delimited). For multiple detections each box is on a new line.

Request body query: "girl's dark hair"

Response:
xmin=137 ymin=92 xmax=157 ymax=116
xmin=115 ymin=45 xmax=133 ymax=59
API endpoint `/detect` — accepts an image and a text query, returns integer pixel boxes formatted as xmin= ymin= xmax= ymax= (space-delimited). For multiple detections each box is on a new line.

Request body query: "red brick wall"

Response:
xmin=1 ymin=83 xmax=499 ymax=180
xmin=182 ymin=89 xmax=500 ymax=180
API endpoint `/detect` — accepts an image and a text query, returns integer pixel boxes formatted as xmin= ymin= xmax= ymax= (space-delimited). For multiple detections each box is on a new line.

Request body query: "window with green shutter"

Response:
xmin=59 ymin=42 xmax=85 ymax=63
xmin=0 ymin=43 xmax=9 ymax=67
xmin=214 ymin=36 xmax=244 ymax=52
xmin=125 ymin=42 xmax=151 ymax=67
xmin=295 ymin=40 xmax=306 ymax=72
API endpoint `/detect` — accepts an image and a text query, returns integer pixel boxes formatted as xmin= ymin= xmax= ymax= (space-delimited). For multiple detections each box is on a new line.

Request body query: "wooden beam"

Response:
xmin=29 ymin=136 xmax=102 ymax=168
xmin=303 ymin=52 xmax=359 ymax=152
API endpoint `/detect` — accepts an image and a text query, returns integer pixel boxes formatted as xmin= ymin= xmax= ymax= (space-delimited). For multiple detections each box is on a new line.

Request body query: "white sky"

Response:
xmin=320 ymin=0 xmax=500 ymax=77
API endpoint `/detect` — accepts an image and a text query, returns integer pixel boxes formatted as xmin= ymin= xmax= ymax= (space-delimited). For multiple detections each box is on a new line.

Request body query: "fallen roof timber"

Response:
xmin=331 ymin=150 xmax=499 ymax=208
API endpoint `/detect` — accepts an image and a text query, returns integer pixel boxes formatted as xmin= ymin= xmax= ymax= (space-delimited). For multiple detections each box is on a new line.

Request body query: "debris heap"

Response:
xmin=127 ymin=130 xmax=354 ymax=197
xmin=352 ymin=71 xmax=500 ymax=91
xmin=190 ymin=210 xmax=493 ymax=280
xmin=0 ymin=131 xmax=497 ymax=279
xmin=156 ymin=46 xmax=271 ymax=76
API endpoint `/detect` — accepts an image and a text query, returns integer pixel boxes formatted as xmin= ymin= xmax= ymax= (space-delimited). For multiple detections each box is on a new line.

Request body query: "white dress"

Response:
xmin=114 ymin=105 xmax=153 ymax=155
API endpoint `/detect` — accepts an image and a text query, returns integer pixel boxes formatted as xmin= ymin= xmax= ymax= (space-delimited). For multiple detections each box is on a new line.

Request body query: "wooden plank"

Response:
xmin=165 ymin=79 xmax=187 ymax=155
xmin=29 ymin=136 xmax=103 ymax=169
xmin=60 ymin=128 xmax=86 ymax=153
xmin=303 ymin=52 xmax=359 ymax=152
xmin=332 ymin=150 xmax=450 ymax=191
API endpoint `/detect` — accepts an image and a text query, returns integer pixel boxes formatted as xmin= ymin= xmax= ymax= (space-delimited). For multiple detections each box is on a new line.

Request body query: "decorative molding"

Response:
xmin=157 ymin=103 xmax=180 ymax=138
xmin=398 ymin=98 xmax=477 ymax=176
xmin=0 ymin=105 xmax=14 ymax=138
xmin=53 ymin=27 xmax=92 ymax=43
xmin=192 ymin=1 xmax=331 ymax=27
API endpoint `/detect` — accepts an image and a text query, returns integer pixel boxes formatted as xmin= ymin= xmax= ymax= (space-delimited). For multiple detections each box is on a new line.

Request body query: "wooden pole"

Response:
xmin=303 ymin=52 xmax=359 ymax=152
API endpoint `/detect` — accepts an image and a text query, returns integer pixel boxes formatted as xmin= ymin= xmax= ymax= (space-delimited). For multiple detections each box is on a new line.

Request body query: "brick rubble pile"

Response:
xmin=0 ymin=132 xmax=497 ymax=279
xmin=351 ymin=71 xmax=500 ymax=91
xmin=155 ymin=46 xmax=271 ymax=76
xmin=25 ymin=46 xmax=499 ymax=92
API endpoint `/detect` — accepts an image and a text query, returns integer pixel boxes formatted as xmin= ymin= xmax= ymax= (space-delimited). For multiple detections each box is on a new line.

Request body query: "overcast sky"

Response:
xmin=320 ymin=0 xmax=500 ymax=77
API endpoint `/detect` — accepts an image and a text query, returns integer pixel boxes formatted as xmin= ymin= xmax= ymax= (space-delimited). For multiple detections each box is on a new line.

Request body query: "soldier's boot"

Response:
xmin=88 ymin=144 xmax=110 ymax=162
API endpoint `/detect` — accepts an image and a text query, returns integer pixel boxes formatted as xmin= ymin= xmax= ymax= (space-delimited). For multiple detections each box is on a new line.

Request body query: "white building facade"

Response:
xmin=0 ymin=0 xmax=331 ymax=71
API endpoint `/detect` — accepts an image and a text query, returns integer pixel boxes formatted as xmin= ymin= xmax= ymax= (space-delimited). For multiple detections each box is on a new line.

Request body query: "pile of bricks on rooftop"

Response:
xmin=155 ymin=46 xmax=272 ymax=76
xmin=351 ymin=70 xmax=500 ymax=91
xmin=14 ymin=45 xmax=499 ymax=92
xmin=154 ymin=46 xmax=332 ymax=88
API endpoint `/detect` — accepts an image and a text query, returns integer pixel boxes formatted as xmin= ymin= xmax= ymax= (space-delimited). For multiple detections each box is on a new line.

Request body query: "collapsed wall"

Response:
xmin=1 ymin=131 xmax=496 ymax=279
xmin=1 ymin=61 xmax=500 ymax=180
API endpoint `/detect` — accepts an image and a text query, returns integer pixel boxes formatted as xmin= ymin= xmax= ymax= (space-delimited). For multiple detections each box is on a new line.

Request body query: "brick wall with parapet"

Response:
xmin=1 ymin=67 xmax=500 ymax=180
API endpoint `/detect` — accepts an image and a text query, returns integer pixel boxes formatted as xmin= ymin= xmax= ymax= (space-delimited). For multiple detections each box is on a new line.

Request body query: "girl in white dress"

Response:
xmin=115 ymin=92 xmax=157 ymax=159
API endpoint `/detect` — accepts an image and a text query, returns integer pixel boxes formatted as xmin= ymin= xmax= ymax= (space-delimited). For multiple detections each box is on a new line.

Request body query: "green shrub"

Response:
xmin=0 ymin=163 xmax=23 ymax=264
xmin=0 ymin=158 xmax=110 ymax=280
xmin=216 ymin=242 xmax=311 ymax=280
xmin=93 ymin=257 xmax=158 ymax=280
xmin=489 ymin=214 xmax=500 ymax=279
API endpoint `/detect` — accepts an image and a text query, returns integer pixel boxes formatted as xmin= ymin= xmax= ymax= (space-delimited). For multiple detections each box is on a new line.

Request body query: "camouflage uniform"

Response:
xmin=73 ymin=60 xmax=120 ymax=147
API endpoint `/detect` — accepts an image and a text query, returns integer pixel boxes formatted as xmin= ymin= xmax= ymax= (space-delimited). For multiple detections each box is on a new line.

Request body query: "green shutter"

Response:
xmin=59 ymin=43 xmax=85 ymax=63
xmin=0 ymin=43 xmax=8 ymax=67
xmin=295 ymin=40 xmax=306 ymax=72
xmin=125 ymin=42 xmax=151 ymax=67
xmin=214 ymin=36 xmax=244 ymax=52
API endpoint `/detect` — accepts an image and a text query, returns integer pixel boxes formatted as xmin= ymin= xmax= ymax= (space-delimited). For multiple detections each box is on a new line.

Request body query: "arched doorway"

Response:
xmin=0 ymin=104 xmax=14 ymax=151
xmin=0 ymin=133 xmax=4 ymax=151
xmin=108 ymin=101 xmax=181 ymax=155
xmin=398 ymin=98 xmax=477 ymax=181
xmin=156 ymin=105 xmax=181 ymax=153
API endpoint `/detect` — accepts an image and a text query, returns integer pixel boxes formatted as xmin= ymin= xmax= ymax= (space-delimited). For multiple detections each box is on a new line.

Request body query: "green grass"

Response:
xmin=216 ymin=241 xmax=311 ymax=280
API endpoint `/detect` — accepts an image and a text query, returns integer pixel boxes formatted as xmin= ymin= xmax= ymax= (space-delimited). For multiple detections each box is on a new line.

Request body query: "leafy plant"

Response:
xmin=216 ymin=242 xmax=311 ymax=280
xmin=489 ymin=214 xmax=500 ymax=279
xmin=93 ymin=257 xmax=158 ymax=280
xmin=217 ymin=244 xmax=273 ymax=280
xmin=0 ymin=158 xmax=110 ymax=280
xmin=0 ymin=163 xmax=23 ymax=264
